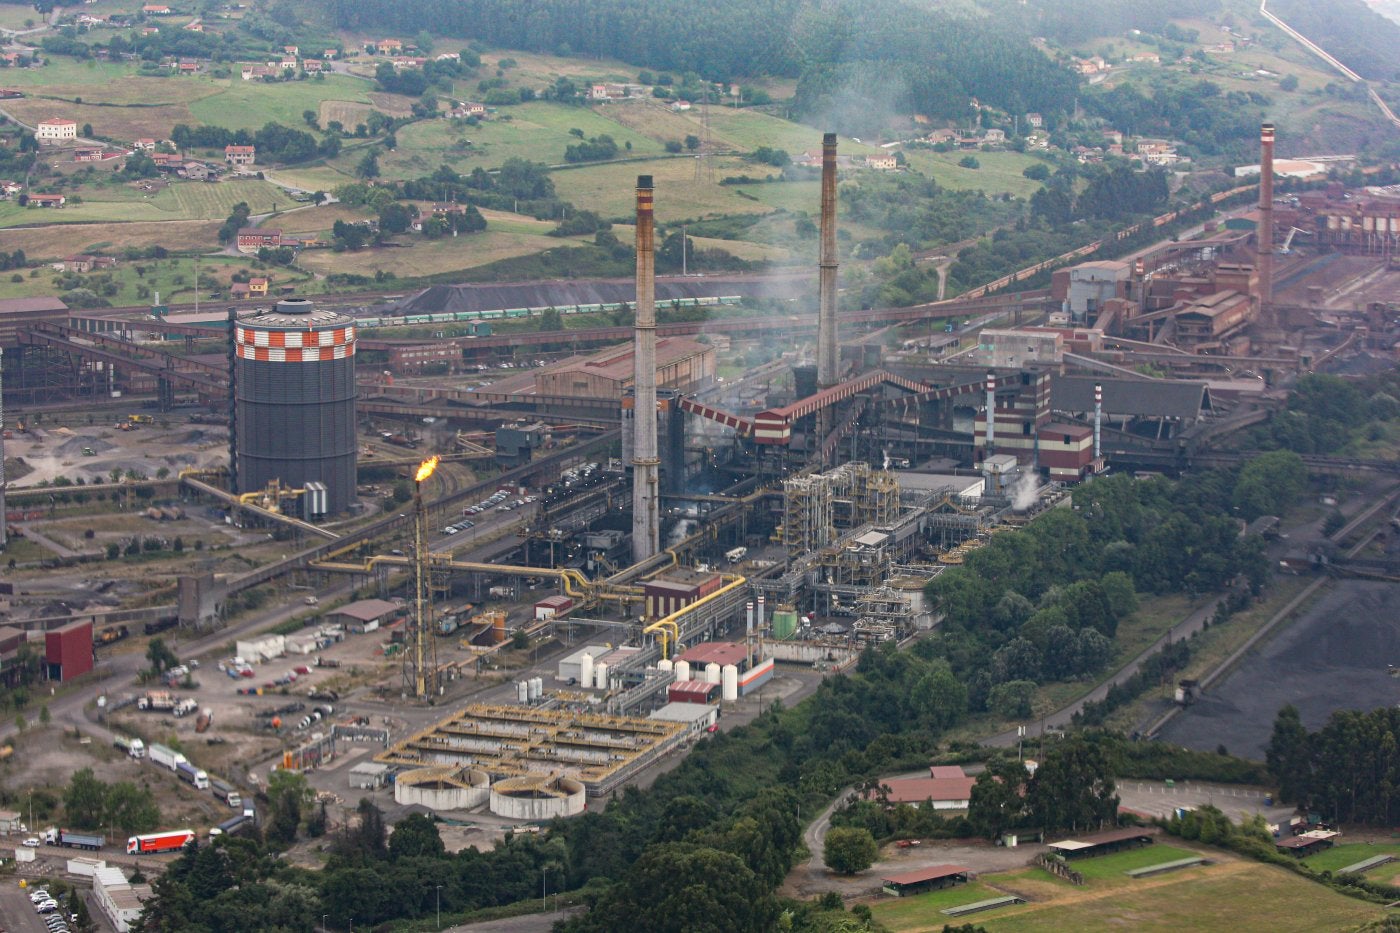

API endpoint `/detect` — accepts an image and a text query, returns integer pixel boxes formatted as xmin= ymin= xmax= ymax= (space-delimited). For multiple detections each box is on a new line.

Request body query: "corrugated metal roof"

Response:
xmin=677 ymin=641 xmax=748 ymax=667
xmin=882 ymin=864 xmax=970 ymax=886
xmin=1052 ymin=375 xmax=1210 ymax=421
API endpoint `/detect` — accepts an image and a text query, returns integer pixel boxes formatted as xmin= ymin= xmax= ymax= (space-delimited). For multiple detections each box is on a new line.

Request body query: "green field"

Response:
xmin=1069 ymin=843 xmax=1200 ymax=880
xmin=900 ymin=150 xmax=1045 ymax=199
xmin=1302 ymin=843 xmax=1400 ymax=875
xmin=550 ymin=156 xmax=779 ymax=222
xmin=380 ymin=100 xmax=668 ymax=179
xmin=871 ymin=855 xmax=1388 ymax=933
xmin=188 ymin=75 xmax=374 ymax=132
xmin=0 ymin=179 xmax=299 ymax=228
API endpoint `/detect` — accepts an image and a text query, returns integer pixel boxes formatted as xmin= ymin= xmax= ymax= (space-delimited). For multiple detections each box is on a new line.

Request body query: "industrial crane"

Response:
xmin=1279 ymin=226 xmax=1310 ymax=255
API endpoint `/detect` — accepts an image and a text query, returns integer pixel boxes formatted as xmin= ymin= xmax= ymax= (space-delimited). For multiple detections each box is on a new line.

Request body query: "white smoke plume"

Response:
xmin=1012 ymin=470 xmax=1039 ymax=511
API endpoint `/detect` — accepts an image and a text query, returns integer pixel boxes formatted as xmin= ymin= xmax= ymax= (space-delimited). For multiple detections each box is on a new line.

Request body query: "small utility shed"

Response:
xmin=1047 ymin=827 xmax=1156 ymax=860
xmin=348 ymin=762 xmax=391 ymax=790
xmin=881 ymin=864 xmax=972 ymax=897
xmin=330 ymin=599 xmax=401 ymax=634
xmin=1277 ymin=830 xmax=1338 ymax=857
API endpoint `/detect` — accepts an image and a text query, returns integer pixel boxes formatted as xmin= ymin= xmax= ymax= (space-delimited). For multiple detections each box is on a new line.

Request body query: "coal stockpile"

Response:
xmin=1158 ymin=582 xmax=1400 ymax=758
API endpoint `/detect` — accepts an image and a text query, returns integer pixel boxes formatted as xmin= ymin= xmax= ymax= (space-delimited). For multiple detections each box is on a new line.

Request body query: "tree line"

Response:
xmin=1268 ymin=705 xmax=1400 ymax=825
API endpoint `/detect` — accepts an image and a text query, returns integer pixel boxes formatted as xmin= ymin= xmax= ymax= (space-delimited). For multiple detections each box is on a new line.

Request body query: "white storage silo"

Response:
xmin=529 ymin=677 xmax=542 ymax=701
xmin=674 ymin=660 xmax=690 ymax=682
xmin=578 ymin=653 xmax=594 ymax=688
xmin=594 ymin=661 xmax=609 ymax=690
xmin=516 ymin=680 xmax=529 ymax=703
xmin=657 ymin=658 xmax=673 ymax=673
xmin=721 ymin=664 xmax=739 ymax=702
xmin=705 ymin=662 xmax=721 ymax=684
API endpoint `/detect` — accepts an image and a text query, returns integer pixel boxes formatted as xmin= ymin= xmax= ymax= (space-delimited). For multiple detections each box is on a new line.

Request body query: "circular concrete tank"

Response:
xmin=393 ymin=766 xmax=489 ymax=811
xmin=489 ymin=773 xmax=586 ymax=820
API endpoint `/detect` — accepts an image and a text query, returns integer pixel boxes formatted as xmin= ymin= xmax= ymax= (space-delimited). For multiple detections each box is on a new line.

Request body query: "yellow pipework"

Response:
xmin=643 ymin=573 xmax=748 ymax=659
xmin=310 ymin=554 xmax=638 ymax=601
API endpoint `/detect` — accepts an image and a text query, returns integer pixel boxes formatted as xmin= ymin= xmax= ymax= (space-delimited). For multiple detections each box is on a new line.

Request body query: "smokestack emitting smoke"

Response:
xmin=985 ymin=371 xmax=996 ymax=452
xmin=1258 ymin=123 xmax=1275 ymax=313
xmin=1094 ymin=382 xmax=1102 ymax=462
xmin=631 ymin=175 xmax=660 ymax=563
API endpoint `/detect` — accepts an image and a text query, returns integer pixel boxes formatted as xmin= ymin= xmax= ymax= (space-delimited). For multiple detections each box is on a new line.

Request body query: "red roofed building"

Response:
xmin=869 ymin=774 xmax=976 ymax=809
xmin=236 ymin=228 xmax=281 ymax=254
xmin=881 ymin=865 xmax=972 ymax=897
xmin=224 ymin=144 xmax=256 ymax=166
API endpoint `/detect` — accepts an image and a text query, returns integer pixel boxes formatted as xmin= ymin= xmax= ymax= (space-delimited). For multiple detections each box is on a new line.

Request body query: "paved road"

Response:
xmin=983 ymin=591 xmax=1232 ymax=747
xmin=447 ymin=907 xmax=581 ymax=933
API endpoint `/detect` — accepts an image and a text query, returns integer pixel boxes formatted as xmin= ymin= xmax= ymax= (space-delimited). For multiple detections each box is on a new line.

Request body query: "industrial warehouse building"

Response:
xmin=468 ymin=336 xmax=715 ymax=410
xmin=329 ymin=599 xmax=402 ymax=634
xmin=645 ymin=570 xmax=724 ymax=617
xmin=648 ymin=701 xmax=719 ymax=735
xmin=44 ymin=620 xmax=93 ymax=682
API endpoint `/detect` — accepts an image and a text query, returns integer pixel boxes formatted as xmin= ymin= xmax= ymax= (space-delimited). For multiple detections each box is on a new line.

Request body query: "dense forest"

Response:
xmin=1268 ymin=705 xmax=1400 ymax=825
xmin=1018 ymin=0 xmax=1221 ymax=44
xmin=1269 ymin=0 xmax=1400 ymax=81
xmin=313 ymin=0 xmax=1079 ymax=131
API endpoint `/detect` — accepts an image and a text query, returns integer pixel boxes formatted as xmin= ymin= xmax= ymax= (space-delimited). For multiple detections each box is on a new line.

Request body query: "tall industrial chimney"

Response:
xmin=817 ymin=133 xmax=839 ymax=390
xmin=985 ymin=371 xmax=996 ymax=453
xmin=814 ymin=133 xmax=840 ymax=454
xmin=0 ymin=347 xmax=7 ymax=550
xmin=1258 ymin=123 xmax=1275 ymax=313
xmin=631 ymin=176 xmax=660 ymax=563
xmin=1093 ymin=382 xmax=1103 ymax=462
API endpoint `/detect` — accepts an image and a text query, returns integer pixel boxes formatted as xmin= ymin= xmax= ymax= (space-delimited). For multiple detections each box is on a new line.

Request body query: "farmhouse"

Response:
xmin=865 ymin=153 xmax=898 ymax=171
xmin=180 ymin=161 xmax=210 ymax=180
xmin=302 ymin=60 xmax=322 ymax=73
xmin=224 ymin=145 xmax=255 ymax=166
xmin=248 ymin=277 xmax=269 ymax=297
xmin=868 ymin=772 xmax=976 ymax=809
xmin=36 ymin=118 xmax=78 ymax=145
xmin=142 ymin=4 xmax=171 ymax=13
xmin=236 ymin=229 xmax=281 ymax=254
xmin=241 ymin=65 xmax=277 ymax=80
xmin=375 ymin=39 xmax=403 ymax=54
xmin=62 ymin=255 xmax=118 ymax=273
xmin=27 ymin=194 xmax=66 ymax=208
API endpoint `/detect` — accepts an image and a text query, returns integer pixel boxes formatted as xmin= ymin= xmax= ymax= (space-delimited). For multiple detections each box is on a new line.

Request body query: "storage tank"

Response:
xmin=578 ymin=652 xmax=594 ymax=687
xmin=772 ymin=609 xmax=799 ymax=640
xmin=673 ymin=660 xmax=690 ymax=682
xmin=234 ymin=298 xmax=357 ymax=514
xmin=529 ymin=677 xmax=543 ymax=700
xmin=594 ymin=661 xmax=609 ymax=690
xmin=516 ymin=680 xmax=529 ymax=703
xmin=721 ymin=664 xmax=739 ymax=701
xmin=705 ymin=662 xmax=721 ymax=684
xmin=657 ymin=658 xmax=673 ymax=674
